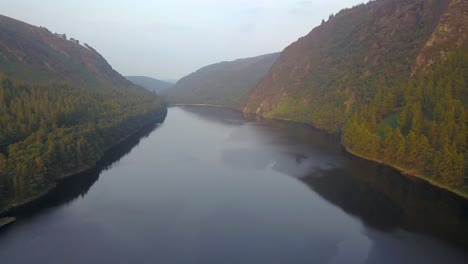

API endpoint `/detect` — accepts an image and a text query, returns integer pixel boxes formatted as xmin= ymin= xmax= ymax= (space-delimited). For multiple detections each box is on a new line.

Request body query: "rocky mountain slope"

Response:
xmin=243 ymin=0 xmax=467 ymax=194
xmin=244 ymin=0 xmax=465 ymax=126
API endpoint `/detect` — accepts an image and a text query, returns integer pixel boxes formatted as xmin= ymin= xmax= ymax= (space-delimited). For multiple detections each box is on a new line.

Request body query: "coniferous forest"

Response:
xmin=0 ymin=77 xmax=166 ymax=212
xmin=341 ymin=50 xmax=467 ymax=191
xmin=0 ymin=14 xmax=168 ymax=213
xmin=242 ymin=0 xmax=468 ymax=196
xmin=1 ymin=1 xmax=468 ymax=262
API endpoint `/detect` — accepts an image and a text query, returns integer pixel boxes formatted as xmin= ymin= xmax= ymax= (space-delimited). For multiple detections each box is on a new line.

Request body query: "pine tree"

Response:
xmin=392 ymin=129 xmax=406 ymax=164
xmin=0 ymin=153 xmax=7 ymax=173
xmin=416 ymin=135 xmax=431 ymax=172
xmin=405 ymin=131 xmax=418 ymax=166
xmin=410 ymin=102 xmax=423 ymax=134
xmin=382 ymin=126 xmax=394 ymax=162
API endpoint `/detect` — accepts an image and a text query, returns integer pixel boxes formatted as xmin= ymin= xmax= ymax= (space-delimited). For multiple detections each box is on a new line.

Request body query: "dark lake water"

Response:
xmin=0 ymin=106 xmax=467 ymax=264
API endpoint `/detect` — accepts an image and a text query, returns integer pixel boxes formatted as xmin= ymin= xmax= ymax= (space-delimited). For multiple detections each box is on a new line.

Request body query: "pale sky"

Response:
xmin=1 ymin=0 xmax=365 ymax=80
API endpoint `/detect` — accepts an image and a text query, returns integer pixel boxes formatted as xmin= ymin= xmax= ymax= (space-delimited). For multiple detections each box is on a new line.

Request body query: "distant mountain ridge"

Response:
xmin=163 ymin=53 xmax=280 ymax=108
xmin=126 ymin=76 xmax=173 ymax=92
xmin=161 ymin=79 xmax=178 ymax=84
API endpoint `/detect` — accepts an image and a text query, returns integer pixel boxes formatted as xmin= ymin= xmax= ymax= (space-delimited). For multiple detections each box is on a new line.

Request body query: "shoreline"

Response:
xmin=3 ymin=103 xmax=464 ymax=218
xmin=0 ymin=217 xmax=16 ymax=228
xmin=169 ymin=103 xmax=236 ymax=109
xmin=342 ymin=146 xmax=468 ymax=200
xmin=276 ymin=117 xmax=468 ymax=200
xmin=0 ymin=119 xmax=163 ymax=217
xmin=172 ymin=104 xmax=468 ymax=200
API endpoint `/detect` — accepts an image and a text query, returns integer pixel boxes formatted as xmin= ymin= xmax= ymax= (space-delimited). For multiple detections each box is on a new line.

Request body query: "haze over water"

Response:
xmin=0 ymin=106 xmax=467 ymax=264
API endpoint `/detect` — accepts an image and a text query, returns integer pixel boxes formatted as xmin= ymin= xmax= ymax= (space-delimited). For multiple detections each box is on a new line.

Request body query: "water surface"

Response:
xmin=0 ymin=106 xmax=467 ymax=264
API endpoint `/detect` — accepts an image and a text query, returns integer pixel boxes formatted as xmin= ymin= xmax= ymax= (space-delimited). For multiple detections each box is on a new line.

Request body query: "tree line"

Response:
xmin=342 ymin=50 xmax=467 ymax=190
xmin=0 ymin=77 xmax=166 ymax=211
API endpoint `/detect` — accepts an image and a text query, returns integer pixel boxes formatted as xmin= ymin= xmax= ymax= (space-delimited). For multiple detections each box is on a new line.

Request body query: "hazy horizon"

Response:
xmin=1 ymin=0 xmax=365 ymax=80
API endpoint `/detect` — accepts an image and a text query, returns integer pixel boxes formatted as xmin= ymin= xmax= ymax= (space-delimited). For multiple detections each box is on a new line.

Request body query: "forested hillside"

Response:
xmin=0 ymin=15 xmax=167 ymax=212
xmin=126 ymin=76 xmax=173 ymax=92
xmin=163 ymin=53 xmax=279 ymax=108
xmin=342 ymin=51 xmax=467 ymax=189
xmin=243 ymin=0 xmax=467 ymax=194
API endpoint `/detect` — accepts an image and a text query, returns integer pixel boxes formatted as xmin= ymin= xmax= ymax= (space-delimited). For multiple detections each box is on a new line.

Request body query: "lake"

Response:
xmin=0 ymin=106 xmax=467 ymax=264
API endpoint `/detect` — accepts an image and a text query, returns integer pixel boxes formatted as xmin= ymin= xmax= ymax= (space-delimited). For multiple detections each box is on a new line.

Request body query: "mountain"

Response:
xmin=126 ymin=76 xmax=173 ymax=92
xmin=161 ymin=79 xmax=178 ymax=84
xmin=163 ymin=53 xmax=280 ymax=108
xmin=0 ymin=15 xmax=132 ymax=87
xmin=0 ymin=14 xmax=167 ymax=213
xmin=243 ymin=0 xmax=467 ymax=194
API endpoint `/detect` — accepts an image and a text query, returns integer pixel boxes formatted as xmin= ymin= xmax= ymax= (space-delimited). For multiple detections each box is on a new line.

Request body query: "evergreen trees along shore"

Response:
xmin=0 ymin=14 xmax=167 ymax=213
xmin=242 ymin=0 xmax=468 ymax=197
xmin=0 ymin=76 xmax=167 ymax=213
xmin=342 ymin=50 xmax=467 ymax=192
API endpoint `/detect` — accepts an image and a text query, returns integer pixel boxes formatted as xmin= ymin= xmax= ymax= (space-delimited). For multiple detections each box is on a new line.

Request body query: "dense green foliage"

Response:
xmin=342 ymin=50 xmax=467 ymax=190
xmin=246 ymin=0 xmax=448 ymax=129
xmin=0 ymin=76 xmax=166 ymax=212
xmin=244 ymin=0 xmax=467 ymax=194
xmin=0 ymin=14 xmax=169 ymax=212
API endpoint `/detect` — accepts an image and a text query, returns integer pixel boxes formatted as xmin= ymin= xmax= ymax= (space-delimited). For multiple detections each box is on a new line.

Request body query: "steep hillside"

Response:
xmin=163 ymin=53 xmax=279 ymax=108
xmin=0 ymin=14 xmax=131 ymax=87
xmin=243 ymin=0 xmax=467 ymax=194
xmin=0 ymin=15 xmax=167 ymax=213
xmin=126 ymin=76 xmax=173 ymax=92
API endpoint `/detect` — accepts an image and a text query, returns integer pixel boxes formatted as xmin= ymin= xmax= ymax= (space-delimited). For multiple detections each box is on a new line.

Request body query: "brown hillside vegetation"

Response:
xmin=0 ymin=14 xmax=167 ymax=213
xmin=0 ymin=14 xmax=129 ymax=86
xmin=243 ymin=0 xmax=468 ymax=194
